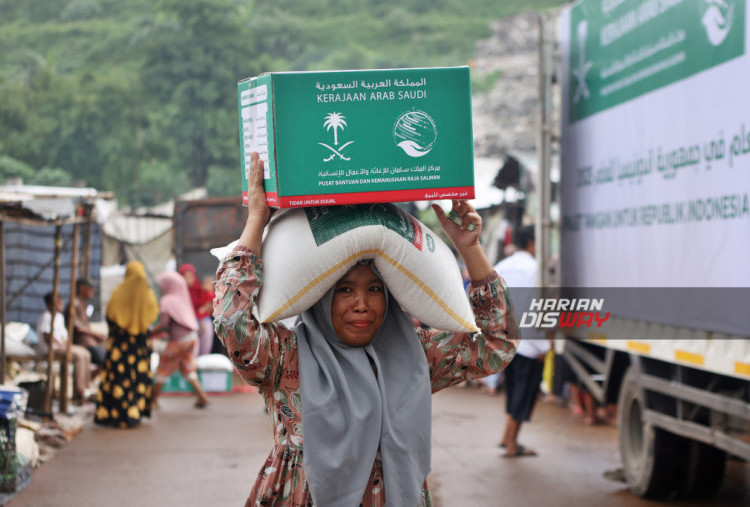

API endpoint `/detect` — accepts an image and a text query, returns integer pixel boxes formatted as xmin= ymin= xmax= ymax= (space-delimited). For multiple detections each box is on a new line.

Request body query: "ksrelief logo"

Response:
xmin=702 ymin=0 xmax=735 ymax=46
xmin=393 ymin=110 xmax=437 ymax=157
xmin=572 ymin=20 xmax=592 ymax=104
xmin=319 ymin=111 xmax=354 ymax=162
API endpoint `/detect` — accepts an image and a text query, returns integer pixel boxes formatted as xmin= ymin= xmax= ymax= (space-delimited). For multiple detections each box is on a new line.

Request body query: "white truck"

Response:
xmin=535 ymin=0 xmax=750 ymax=499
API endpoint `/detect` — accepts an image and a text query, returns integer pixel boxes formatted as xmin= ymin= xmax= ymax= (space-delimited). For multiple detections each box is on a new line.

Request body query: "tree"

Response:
xmin=0 ymin=155 xmax=34 ymax=183
xmin=137 ymin=0 xmax=259 ymax=188
xmin=30 ymin=167 xmax=73 ymax=187
xmin=206 ymin=164 xmax=239 ymax=198
xmin=324 ymin=112 xmax=347 ymax=145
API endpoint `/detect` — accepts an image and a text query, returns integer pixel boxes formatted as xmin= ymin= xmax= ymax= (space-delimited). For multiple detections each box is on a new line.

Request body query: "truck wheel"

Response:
xmin=618 ymin=368 xmax=683 ymax=499
xmin=677 ymin=439 xmax=726 ymax=499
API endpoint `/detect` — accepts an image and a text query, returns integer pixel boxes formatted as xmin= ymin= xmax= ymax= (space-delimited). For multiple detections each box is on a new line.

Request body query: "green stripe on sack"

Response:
xmin=304 ymin=204 xmax=416 ymax=246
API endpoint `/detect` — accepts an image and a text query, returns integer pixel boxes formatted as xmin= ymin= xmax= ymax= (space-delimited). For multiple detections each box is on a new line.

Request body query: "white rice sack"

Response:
xmin=210 ymin=240 xmax=239 ymax=263
xmin=256 ymin=204 xmax=477 ymax=333
xmin=195 ymin=353 xmax=235 ymax=371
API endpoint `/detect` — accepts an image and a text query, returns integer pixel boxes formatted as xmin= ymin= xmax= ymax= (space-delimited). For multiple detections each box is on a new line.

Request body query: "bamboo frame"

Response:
xmin=0 ymin=209 xmax=93 ymax=417
xmin=60 ymin=223 xmax=80 ymax=413
xmin=43 ymin=226 xmax=63 ymax=414
xmin=0 ymin=221 xmax=6 ymax=384
xmin=80 ymin=206 xmax=92 ymax=279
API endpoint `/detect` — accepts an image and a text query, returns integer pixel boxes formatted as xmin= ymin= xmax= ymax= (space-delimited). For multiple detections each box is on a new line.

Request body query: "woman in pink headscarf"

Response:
xmin=177 ymin=263 xmax=214 ymax=357
xmin=151 ymin=271 xmax=210 ymax=409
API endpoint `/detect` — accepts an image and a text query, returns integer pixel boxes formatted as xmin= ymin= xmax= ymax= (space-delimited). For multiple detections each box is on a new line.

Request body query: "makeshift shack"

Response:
xmin=100 ymin=211 xmax=172 ymax=304
xmin=0 ymin=185 xmax=105 ymax=414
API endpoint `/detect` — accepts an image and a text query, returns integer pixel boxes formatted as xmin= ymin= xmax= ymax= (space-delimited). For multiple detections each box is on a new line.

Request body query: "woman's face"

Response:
xmin=181 ymin=269 xmax=197 ymax=287
xmin=331 ymin=264 xmax=386 ymax=347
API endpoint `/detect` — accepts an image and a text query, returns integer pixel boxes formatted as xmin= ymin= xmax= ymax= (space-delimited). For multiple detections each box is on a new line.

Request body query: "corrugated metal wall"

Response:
xmin=173 ymin=197 xmax=244 ymax=280
xmin=3 ymin=222 xmax=102 ymax=326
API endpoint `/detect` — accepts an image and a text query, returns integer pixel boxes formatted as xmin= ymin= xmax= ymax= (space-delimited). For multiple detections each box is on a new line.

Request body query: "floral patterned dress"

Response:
xmin=94 ymin=321 xmax=154 ymax=427
xmin=214 ymin=246 xmax=519 ymax=506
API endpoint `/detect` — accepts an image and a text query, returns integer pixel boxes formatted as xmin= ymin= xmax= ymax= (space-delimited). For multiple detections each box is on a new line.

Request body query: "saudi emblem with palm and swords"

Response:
xmin=319 ymin=112 xmax=354 ymax=162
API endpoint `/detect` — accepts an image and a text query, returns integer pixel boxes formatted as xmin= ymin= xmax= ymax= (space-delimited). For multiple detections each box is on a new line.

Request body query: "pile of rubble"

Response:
xmin=471 ymin=9 xmax=562 ymax=158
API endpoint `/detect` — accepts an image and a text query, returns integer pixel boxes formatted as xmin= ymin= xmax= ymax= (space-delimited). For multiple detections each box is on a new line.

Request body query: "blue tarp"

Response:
xmin=3 ymin=222 xmax=102 ymax=326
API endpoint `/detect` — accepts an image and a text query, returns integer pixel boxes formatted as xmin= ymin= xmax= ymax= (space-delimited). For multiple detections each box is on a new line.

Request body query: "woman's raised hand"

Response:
xmin=431 ymin=200 xmax=492 ymax=282
xmin=431 ymin=200 xmax=482 ymax=250
xmin=239 ymin=152 xmax=272 ymax=254
xmin=247 ymin=152 xmax=271 ymax=226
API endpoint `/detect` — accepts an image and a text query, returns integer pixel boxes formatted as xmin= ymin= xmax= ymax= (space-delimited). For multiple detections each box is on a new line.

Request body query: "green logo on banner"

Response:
xmin=569 ymin=0 xmax=745 ymax=122
xmin=304 ymin=204 xmax=424 ymax=250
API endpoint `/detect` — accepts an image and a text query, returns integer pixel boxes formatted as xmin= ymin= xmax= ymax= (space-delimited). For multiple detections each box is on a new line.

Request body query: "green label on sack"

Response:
xmin=305 ymin=204 xmax=424 ymax=250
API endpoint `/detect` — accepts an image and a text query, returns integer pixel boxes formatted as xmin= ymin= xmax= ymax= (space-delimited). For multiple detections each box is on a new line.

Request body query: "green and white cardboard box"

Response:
xmin=238 ymin=67 xmax=474 ymax=208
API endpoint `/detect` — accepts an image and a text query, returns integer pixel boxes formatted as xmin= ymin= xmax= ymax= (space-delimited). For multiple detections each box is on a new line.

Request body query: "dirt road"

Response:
xmin=10 ymin=386 xmax=750 ymax=506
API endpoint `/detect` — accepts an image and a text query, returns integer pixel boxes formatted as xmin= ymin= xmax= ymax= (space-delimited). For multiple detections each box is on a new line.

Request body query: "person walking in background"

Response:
xmin=200 ymin=275 xmax=226 ymax=355
xmin=95 ymin=261 xmax=160 ymax=428
xmin=66 ymin=278 xmax=107 ymax=368
xmin=494 ymin=225 xmax=550 ymax=458
xmin=178 ymin=263 xmax=214 ymax=357
xmin=150 ymin=271 xmax=210 ymax=410
xmin=36 ymin=293 xmax=92 ymax=404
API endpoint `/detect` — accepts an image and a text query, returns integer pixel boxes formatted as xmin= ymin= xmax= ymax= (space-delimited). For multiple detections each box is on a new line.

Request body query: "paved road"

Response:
xmin=9 ymin=386 xmax=750 ymax=506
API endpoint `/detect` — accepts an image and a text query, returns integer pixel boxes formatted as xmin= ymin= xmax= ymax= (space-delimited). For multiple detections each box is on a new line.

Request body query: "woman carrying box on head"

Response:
xmin=213 ymin=152 xmax=519 ymax=506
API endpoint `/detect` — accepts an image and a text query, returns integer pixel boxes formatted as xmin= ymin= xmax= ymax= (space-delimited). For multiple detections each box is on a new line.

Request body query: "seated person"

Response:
xmin=37 ymin=292 xmax=93 ymax=403
xmin=66 ymin=278 xmax=107 ymax=366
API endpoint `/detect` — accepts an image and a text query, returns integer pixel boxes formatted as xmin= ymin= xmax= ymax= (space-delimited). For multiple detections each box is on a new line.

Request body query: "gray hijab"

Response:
xmin=295 ymin=263 xmax=431 ymax=507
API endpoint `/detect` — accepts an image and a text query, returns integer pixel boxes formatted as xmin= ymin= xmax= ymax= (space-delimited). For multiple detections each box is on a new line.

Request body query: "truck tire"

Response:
xmin=677 ymin=439 xmax=726 ymax=499
xmin=618 ymin=367 xmax=683 ymax=499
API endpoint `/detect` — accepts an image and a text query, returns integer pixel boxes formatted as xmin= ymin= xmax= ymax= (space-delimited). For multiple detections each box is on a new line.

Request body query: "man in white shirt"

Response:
xmin=494 ymin=225 xmax=550 ymax=457
xmin=36 ymin=292 xmax=93 ymax=404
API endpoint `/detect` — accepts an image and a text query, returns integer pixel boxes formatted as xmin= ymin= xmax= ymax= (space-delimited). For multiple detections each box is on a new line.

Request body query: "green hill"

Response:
xmin=0 ymin=0 xmax=568 ymax=205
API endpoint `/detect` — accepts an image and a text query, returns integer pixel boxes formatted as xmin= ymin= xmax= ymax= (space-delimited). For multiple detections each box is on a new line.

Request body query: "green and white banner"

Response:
xmin=568 ymin=0 xmax=745 ymax=121
xmin=560 ymin=1 xmax=750 ymax=299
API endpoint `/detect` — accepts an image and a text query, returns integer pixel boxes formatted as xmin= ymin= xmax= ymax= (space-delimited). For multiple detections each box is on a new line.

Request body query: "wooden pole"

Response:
xmin=60 ymin=223 xmax=80 ymax=413
xmin=44 ymin=225 xmax=63 ymax=415
xmin=0 ymin=220 xmax=6 ymax=385
xmin=80 ymin=206 xmax=92 ymax=279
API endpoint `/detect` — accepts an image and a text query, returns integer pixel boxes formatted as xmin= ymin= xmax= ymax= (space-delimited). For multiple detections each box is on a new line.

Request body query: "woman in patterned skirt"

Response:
xmin=95 ymin=261 xmax=159 ymax=428
xmin=150 ymin=271 xmax=210 ymax=410
xmin=212 ymin=153 xmax=520 ymax=506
